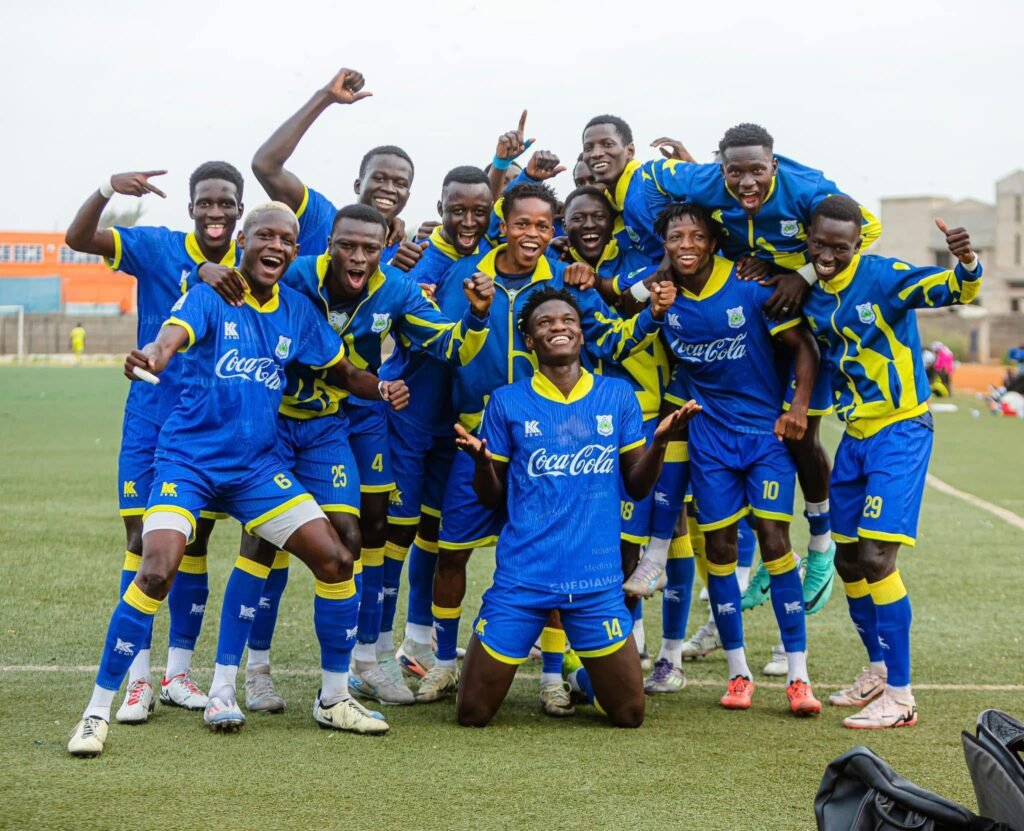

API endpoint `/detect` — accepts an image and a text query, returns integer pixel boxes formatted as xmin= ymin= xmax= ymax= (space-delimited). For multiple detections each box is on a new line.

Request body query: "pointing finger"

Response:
xmin=518 ymin=109 xmax=528 ymax=135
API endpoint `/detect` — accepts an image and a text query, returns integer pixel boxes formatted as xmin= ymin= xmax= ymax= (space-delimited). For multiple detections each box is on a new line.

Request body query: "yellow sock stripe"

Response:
xmin=122 ymin=551 xmax=141 ymax=572
xmin=664 ymin=440 xmax=689 ymax=463
xmin=540 ymin=626 xmax=566 ymax=653
xmin=362 ymin=546 xmax=385 ymax=567
xmin=705 ymin=559 xmax=737 ymax=577
xmin=764 ymin=551 xmax=797 ymax=576
xmin=432 ymin=604 xmax=462 ymax=620
xmin=353 ymin=559 xmax=363 ymax=576
xmin=384 ymin=541 xmax=409 ymax=562
xmin=413 ymin=535 xmax=439 ymax=554
xmin=178 ymin=554 xmax=208 ymax=575
xmin=315 ymin=578 xmax=356 ymax=600
xmin=234 ymin=556 xmax=271 ymax=580
xmin=869 ymin=570 xmax=908 ymax=605
xmin=123 ymin=582 xmax=162 ymax=615
xmin=844 ymin=578 xmax=871 ymax=599
xmin=668 ymin=535 xmax=694 ymax=560
xmin=272 ymin=551 xmax=290 ymax=570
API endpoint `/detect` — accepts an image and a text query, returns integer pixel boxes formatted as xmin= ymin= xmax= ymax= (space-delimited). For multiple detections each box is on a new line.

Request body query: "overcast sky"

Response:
xmin=6 ymin=0 xmax=1021 ymax=234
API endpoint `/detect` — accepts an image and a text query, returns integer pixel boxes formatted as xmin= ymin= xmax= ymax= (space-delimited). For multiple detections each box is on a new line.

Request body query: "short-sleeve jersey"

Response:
xmin=107 ymin=226 xmax=239 ymax=424
xmin=656 ymin=256 xmax=800 ymax=435
xmin=296 ymin=185 xmax=400 ymax=263
xmin=481 ymin=371 xmax=644 ymax=595
xmin=158 ymin=283 xmax=345 ymax=482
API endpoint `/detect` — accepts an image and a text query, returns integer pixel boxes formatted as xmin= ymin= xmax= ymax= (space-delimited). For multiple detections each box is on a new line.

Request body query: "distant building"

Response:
xmin=0 ymin=231 xmax=135 ymax=314
xmin=872 ymin=171 xmax=1024 ymax=313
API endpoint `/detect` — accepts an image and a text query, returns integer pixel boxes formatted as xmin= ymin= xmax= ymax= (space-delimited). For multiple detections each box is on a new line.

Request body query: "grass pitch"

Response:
xmin=0 ymin=368 xmax=1020 ymax=830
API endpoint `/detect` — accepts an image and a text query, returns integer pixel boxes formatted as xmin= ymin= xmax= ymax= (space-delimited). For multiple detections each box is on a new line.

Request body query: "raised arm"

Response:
xmin=620 ymin=401 xmax=701 ymax=500
xmin=65 ymin=170 xmax=167 ymax=258
xmin=399 ymin=273 xmax=494 ymax=365
xmin=123 ymin=321 xmax=189 ymax=381
xmin=251 ymin=68 xmax=372 ymax=212
xmin=891 ymin=219 xmax=982 ymax=310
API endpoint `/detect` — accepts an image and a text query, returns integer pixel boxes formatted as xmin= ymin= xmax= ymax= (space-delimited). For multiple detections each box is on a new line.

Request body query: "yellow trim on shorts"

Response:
xmin=119 ymin=507 xmax=145 ymax=517
xmin=619 ymin=438 xmax=645 ymax=454
xmin=833 ymin=532 xmax=858 ymax=544
xmin=620 ymin=532 xmax=650 ymax=545
xmin=414 ymin=535 xmax=439 ymax=553
xmin=143 ymin=505 xmax=198 ymax=538
xmin=387 ymin=515 xmax=420 ymax=527
xmin=751 ymin=508 xmax=793 ymax=523
xmin=479 ymin=640 xmax=528 ymax=665
xmin=420 ymin=506 xmax=442 ymax=520
xmin=178 ymin=554 xmax=208 ymax=575
xmin=272 ymin=551 xmax=290 ymax=570
xmin=705 ymin=559 xmax=737 ymax=577
xmin=243 ymin=493 xmax=315 ymax=535
xmin=315 ymin=578 xmax=356 ymax=600
xmin=859 ymin=528 xmax=916 ymax=548
xmin=575 ymin=637 xmax=628 ymax=659
xmin=122 ymin=551 xmax=142 ymax=571
xmin=664 ymin=441 xmax=689 ymax=463
xmin=233 ymin=556 xmax=271 ymax=580
xmin=361 ymin=546 xmax=385 ymax=567
xmin=440 ymin=535 xmax=498 ymax=551
xmin=123 ymin=582 xmax=162 ymax=615
xmin=697 ymin=505 xmax=750 ymax=532
xmin=431 ymin=604 xmax=462 ymax=620
xmin=320 ymin=504 xmax=360 ymax=517
xmin=360 ymin=483 xmax=396 ymax=494
xmin=199 ymin=510 xmax=230 ymax=520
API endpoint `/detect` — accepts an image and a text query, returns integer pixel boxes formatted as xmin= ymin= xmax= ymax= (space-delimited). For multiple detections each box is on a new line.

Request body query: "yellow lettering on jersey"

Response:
xmin=389 ymin=489 xmax=403 ymax=506
xmin=330 ymin=464 xmax=347 ymax=488
xmin=273 ymin=473 xmax=292 ymax=490
xmin=620 ymin=501 xmax=635 ymax=521
xmin=602 ymin=618 xmax=623 ymax=640
xmin=762 ymin=480 xmax=780 ymax=500
xmin=160 ymin=482 xmax=178 ymax=497
xmin=863 ymin=495 xmax=883 ymax=519
xmin=475 ymin=618 xmax=487 ymax=636
xmin=123 ymin=481 xmax=137 ymax=497
xmin=371 ymin=453 xmax=384 ymax=473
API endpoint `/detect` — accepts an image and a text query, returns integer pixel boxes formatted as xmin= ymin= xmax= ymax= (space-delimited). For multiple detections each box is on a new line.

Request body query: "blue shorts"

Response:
xmin=619 ymin=418 xmax=656 ymax=544
xmin=688 ymin=416 xmax=796 ymax=531
xmin=276 ymin=415 xmax=360 ymax=516
xmin=438 ymin=448 xmax=505 ymax=549
xmin=145 ymin=457 xmax=314 ymax=541
xmin=831 ymin=414 xmax=933 ymax=547
xmin=118 ymin=411 xmax=160 ymax=516
xmin=784 ymin=365 xmax=835 ymax=416
xmin=344 ymin=399 xmax=395 ymax=493
xmin=387 ymin=407 xmax=456 ymax=524
xmin=473 ymin=582 xmax=632 ymax=662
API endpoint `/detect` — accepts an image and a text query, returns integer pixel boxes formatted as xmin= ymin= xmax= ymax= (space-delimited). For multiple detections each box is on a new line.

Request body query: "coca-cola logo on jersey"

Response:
xmin=527 ymin=445 xmax=616 ymax=478
xmin=215 ymin=349 xmax=282 ymax=390
xmin=670 ymin=332 xmax=747 ymax=363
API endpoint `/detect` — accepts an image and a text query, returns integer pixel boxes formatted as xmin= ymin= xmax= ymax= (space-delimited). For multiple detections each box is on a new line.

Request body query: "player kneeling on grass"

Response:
xmin=803 ymin=196 xmax=982 ymax=729
xmin=68 ymin=203 xmax=395 ymax=758
xmin=453 ymin=286 xmax=700 ymax=728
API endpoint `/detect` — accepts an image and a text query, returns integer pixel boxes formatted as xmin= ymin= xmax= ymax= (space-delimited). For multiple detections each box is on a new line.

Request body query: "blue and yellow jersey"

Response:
xmin=436 ymin=245 xmax=663 ymax=431
xmin=295 ymin=185 xmax=402 ymax=263
xmin=571 ymin=241 xmax=671 ymax=421
xmin=106 ymin=226 xmax=239 ymax=424
xmin=802 ymin=254 xmax=982 ymax=439
xmin=641 ymin=155 xmax=882 ymax=269
xmin=157 ymin=283 xmax=345 ymax=481
xmin=277 ymin=252 xmax=489 ymax=420
xmin=651 ymin=256 xmax=801 ymax=435
xmin=482 ymin=371 xmax=644 ymax=594
xmin=379 ymin=226 xmax=490 ymax=436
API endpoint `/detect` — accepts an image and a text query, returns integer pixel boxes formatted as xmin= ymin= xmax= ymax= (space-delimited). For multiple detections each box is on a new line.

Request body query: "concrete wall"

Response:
xmin=916 ymin=309 xmax=1024 ymax=362
xmin=0 ymin=313 xmax=139 ymax=355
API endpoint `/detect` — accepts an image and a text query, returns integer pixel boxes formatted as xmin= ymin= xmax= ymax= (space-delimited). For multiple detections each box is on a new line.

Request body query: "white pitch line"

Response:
xmin=1 ymin=665 xmax=1022 ymax=692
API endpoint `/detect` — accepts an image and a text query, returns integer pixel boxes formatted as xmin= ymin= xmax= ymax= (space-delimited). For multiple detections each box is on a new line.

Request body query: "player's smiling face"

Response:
xmin=721 ymin=146 xmax=777 ymax=217
xmin=501 ymin=198 xmax=555 ymax=272
xmin=238 ymin=210 xmax=298 ymax=295
xmin=355 ymin=154 xmax=413 ymax=221
xmin=664 ymin=214 xmax=713 ymax=277
xmin=329 ymin=217 xmax=385 ymax=298
xmin=807 ymin=216 xmax=862 ymax=282
xmin=565 ymin=193 xmax=612 ymax=264
xmin=440 ymin=181 xmax=493 ymax=256
xmin=189 ymin=179 xmax=242 ymax=249
xmin=525 ymin=299 xmax=583 ymax=365
xmin=582 ymin=124 xmax=634 ymax=188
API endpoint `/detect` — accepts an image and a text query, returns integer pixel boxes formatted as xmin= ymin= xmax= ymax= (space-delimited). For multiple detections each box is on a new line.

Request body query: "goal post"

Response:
xmin=0 ymin=305 xmax=25 ymax=364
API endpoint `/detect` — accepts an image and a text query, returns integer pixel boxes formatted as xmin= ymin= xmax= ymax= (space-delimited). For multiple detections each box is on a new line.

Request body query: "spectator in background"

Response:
xmin=70 ymin=322 xmax=86 ymax=363
xmin=931 ymin=341 xmax=955 ymax=396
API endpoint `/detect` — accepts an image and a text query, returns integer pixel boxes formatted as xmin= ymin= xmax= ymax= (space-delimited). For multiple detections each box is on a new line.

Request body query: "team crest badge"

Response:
xmin=275 ymin=336 xmax=292 ymax=360
xmin=371 ymin=312 xmax=391 ymax=333
xmin=856 ymin=303 xmax=876 ymax=325
xmin=626 ymin=226 xmax=640 ymax=243
xmin=328 ymin=310 xmax=349 ymax=333
xmin=596 ymin=414 xmax=613 ymax=437
xmin=726 ymin=306 xmax=745 ymax=329
xmin=780 ymin=219 xmax=799 ymax=238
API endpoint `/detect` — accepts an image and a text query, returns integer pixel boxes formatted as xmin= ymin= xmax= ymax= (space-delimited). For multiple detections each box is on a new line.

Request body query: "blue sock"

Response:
xmin=737 ymin=517 xmax=757 ymax=568
xmin=313 ymin=578 xmax=359 ymax=673
xmin=216 ymin=557 xmax=270 ymax=667
xmin=406 ymin=537 xmax=436 ymax=627
xmin=356 ymin=547 xmax=385 ymax=646
xmin=96 ymin=584 xmax=161 ymax=691
xmin=540 ymin=626 xmax=565 ymax=675
xmin=805 ymin=508 xmax=831 ymax=537
xmin=650 ymin=450 xmax=690 ymax=538
xmin=433 ymin=603 xmax=461 ymax=661
xmin=706 ymin=562 xmax=744 ymax=650
xmin=843 ymin=580 xmax=884 ymax=662
xmin=765 ymin=552 xmax=807 ymax=652
xmin=380 ymin=543 xmax=407 ymax=638
xmin=663 ymin=549 xmax=696 ymax=640
xmin=870 ymin=571 xmax=913 ymax=687
xmin=119 ymin=551 xmax=153 ymax=654
xmin=247 ymin=552 xmax=289 ymax=652
xmin=167 ymin=554 xmax=209 ymax=651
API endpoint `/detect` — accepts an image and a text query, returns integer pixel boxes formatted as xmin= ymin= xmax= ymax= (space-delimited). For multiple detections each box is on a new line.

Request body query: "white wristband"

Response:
xmin=377 ymin=380 xmax=388 ymax=400
xmin=99 ymin=178 xmax=115 ymax=199
xmin=961 ymin=254 xmax=980 ymax=273
xmin=629 ymin=281 xmax=652 ymax=302
xmin=798 ymin=262 xmax=819 ymax=286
